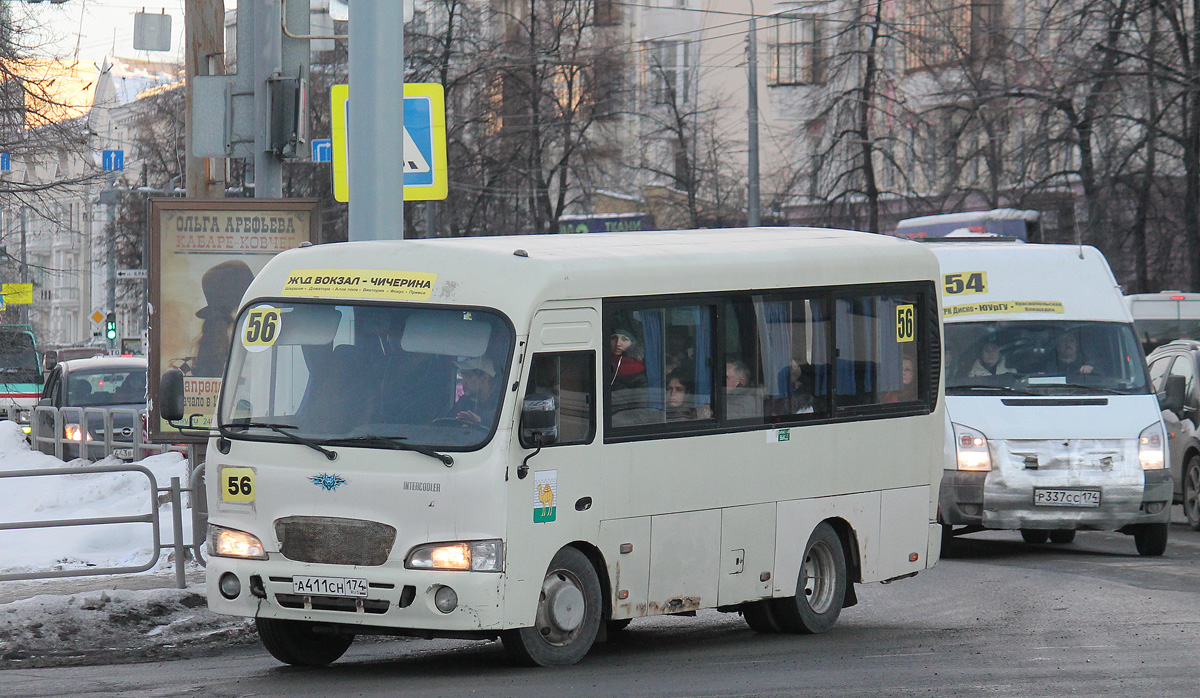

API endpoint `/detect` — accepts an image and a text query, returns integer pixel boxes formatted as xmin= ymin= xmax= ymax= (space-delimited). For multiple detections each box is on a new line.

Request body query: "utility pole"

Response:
xmin=184 ymin=0 xmax=227 ymax=198
xmin=348 ymin=3 xmax=405 ymax=241
xmin=746 ymin=0 xmax=761 ymax=228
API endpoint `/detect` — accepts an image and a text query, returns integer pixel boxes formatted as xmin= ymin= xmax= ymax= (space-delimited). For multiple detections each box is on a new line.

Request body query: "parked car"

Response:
xmin=33 ymin=356 xmax=147 ymax=460
xmin=1147 ymin=340 xmax=1200 ymax=529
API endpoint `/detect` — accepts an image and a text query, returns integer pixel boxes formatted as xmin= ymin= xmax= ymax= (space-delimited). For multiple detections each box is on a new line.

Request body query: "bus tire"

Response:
xmin=255 ymin=618 xmax=354 ymax=666
xmin=1020 ymin=528 xmax=1049 ymax=544
xmin=1184 ymin=456 xmax=1200 ymax=531
xmin=1134 ymin=523 xmax=1169 ymax=557
xmin=502 ymin=546 xmax=602 ymax=667
xmin=771 ymin=522 xmax=847 ymax=634
xmin=741 ymin=600 xmax=782 ymax=633
xmin=1048 ymin=530 xmax=1076 ymax=544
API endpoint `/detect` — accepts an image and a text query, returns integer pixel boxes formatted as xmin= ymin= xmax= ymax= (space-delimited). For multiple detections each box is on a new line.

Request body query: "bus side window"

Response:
xmin=522 ymin=352 xmax=596 ymax=446
xmin=833 ymin=293 xmax=923 ymax=408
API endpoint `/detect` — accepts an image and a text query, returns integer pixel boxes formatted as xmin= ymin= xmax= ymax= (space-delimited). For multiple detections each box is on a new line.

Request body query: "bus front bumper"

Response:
xmin=206 ymin=555 xmax=509 ymax=635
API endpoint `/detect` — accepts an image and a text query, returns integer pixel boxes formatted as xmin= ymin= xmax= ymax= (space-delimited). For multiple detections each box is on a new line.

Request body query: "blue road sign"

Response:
xmin=102 ymin=149 xmax=125 ymax=171
xmin=403 ymin=97 xmax=435 ymax=188
xmin=312 ymin=138 xmax=333 ymax=162
xmin=0 ymin=153 xmax=9 ymax=172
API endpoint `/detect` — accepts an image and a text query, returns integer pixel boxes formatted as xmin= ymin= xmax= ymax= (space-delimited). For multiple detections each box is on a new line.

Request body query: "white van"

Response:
xmin=931 ymin=240 xmax=1170 ymax=555
xmin=160 ymin=228 xmax=947 ymax=667
xmin=1125 ymin=290 xmax=1200 ymax=354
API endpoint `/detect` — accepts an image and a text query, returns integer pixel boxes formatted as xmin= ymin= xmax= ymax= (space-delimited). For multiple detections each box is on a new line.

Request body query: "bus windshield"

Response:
xmin=219 ymin=302 xmax=513 ymax=450
xmin=944 ymin=321 xmax=1149 ymax=396
xmin=0 ymin=330 xmax=40 ymax=383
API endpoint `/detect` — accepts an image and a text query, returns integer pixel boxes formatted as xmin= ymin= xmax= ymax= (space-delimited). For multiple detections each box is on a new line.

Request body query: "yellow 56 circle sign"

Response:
xmin=242 ymin=307 xmax=281 ymax=352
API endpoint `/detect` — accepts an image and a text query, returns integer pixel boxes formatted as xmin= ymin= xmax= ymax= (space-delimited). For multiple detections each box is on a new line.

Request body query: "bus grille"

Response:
xmin=274 ymin=516 xmax=397 ymax=566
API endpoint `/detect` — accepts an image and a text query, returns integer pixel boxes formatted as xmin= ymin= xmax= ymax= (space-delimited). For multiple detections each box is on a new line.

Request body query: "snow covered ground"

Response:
xmin=0 ymin=420 xmax=252 ymax=667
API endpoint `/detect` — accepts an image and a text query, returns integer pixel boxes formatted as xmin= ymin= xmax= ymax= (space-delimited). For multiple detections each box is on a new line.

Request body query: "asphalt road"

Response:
xmin=5 ymin=512 xmax=1200 ymax=698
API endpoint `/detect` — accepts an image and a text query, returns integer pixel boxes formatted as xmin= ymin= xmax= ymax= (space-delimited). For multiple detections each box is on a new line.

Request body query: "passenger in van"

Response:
xmin=1045 ymin=333 xmax=1096 ymax=376
xmin=725 ymin=359 xmax=761 ymax=419
xmin=447 ymin=356 xmax=500 ymax=426
xmin=882 ymin=357 xmax=917 ymax=403
xmin=968 ymin=341 xmax=1012 ymax=377
xmin=609 ymin=329 xmax=647 ymax=389
xmin=665 ymin=371 xmax=712 ymax=421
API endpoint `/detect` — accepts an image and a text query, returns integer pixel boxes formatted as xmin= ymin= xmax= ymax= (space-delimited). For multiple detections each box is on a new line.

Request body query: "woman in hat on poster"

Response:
xmin=189 ymin=260 xmax=255 ymax=377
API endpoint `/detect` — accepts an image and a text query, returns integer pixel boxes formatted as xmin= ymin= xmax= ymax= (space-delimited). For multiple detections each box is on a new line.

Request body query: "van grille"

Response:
xmin=274 ymin=516 xmax=397 ymax=566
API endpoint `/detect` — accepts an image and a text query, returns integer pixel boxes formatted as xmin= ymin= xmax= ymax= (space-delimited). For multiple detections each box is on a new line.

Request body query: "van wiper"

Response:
xmin=223 ymin=421 xmax=337 ymax=461
xmin=1040 ymin=383 xmax=1128 ymax=396
xmin=947 ymin=384 xmax=1034 ymax=395
xmin=325 ymin=435 xmax=454 ymax=467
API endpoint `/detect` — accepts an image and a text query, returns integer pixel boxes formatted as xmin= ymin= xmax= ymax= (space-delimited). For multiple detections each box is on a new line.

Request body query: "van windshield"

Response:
xmin=219 ymin=302 xmax=513 ymax=450
xmin=944 ymin=321 xmax=1150 ymax=396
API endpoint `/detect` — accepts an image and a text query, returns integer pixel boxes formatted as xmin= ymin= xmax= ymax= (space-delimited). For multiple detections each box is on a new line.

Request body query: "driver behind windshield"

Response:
xmin=448 ymin=356 xmax=499 ymax=426
xmin=1042 ymin=332 xmax=1096 ymax=376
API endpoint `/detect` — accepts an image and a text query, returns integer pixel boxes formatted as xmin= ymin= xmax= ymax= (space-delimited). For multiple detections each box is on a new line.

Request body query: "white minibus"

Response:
xmin=932 ymin=240 xmax=1170 ymax=555
xmin=162 ymin=228 xmax=946 ymax=667
xmin=1125 ymin=290 xmax=1200 ymax=354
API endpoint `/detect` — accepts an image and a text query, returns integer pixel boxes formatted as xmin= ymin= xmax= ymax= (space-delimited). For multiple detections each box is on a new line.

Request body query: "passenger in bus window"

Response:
xmin=882 ymin=357 xmax=917 ymax=403
xmin=665 ymin=371 xmax=712 ymax=421
xmin=448 ymin=356 xmax=499 ymax=425
xmin=725 ymin=359 xmax=761 ymax=419
xmin=609 ymin=329 xmax=647 ymax=389
xmin=968 ymin=341 xmax=1012 ymax=377
xmin=789 ymin=361 xmax=816 ymax=414
xmin=1045 ymin=333 xmax=1095 ymax=376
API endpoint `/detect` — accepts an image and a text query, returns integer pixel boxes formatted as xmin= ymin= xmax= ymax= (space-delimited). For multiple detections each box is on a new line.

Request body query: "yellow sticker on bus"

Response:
xmin=896 ymin=304 xmax=916 ymax=342
xmin=942 ymin=271 xmax=988 ymax=296
xmin=222 ymin=466 xmax=256 ymax=502
xmin=281 ymin=269 xmax=438 ymax=300
xmin=944 ymin=300 xmax=1064 ymax=317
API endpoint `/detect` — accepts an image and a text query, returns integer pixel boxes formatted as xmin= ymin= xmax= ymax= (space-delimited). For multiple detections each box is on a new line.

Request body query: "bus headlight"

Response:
xmin=953 ymin=423 xmax=992 ymax=471
xmin=1139 ymin=423 xmax=1166 ymax=470
xmin=209 ymin=524 xmax=268 ymax=560
xmin=406 ymin=539 xmax=504 ymax=572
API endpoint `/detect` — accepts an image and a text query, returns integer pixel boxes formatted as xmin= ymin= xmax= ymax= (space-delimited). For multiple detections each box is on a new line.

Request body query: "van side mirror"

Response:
xmin=520 ymin=393 xmax=559 ymax=448
xmin=1162 ymin=374 xmax=1187 ymax=415
xmin=43 ymin=351 xmax=57 ymax=372
xmin=160 ymin=368 xmax=186 ymax=422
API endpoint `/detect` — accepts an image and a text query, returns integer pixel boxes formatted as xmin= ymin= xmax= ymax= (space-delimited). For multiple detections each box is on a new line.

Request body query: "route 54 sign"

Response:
xmin=331 ymin=83 xmax=448 ymax=202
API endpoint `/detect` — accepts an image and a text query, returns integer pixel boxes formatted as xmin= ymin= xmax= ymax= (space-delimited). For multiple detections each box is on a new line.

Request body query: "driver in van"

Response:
xmin=1046 ymin=333 xmax=1095 ymax=376
xmin=448 ymin=356 xmax=499 ymax=426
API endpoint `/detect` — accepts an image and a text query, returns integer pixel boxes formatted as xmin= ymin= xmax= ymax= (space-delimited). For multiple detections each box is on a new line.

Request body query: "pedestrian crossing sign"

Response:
xmin=331 ymin=83 xmax=448 ymax=202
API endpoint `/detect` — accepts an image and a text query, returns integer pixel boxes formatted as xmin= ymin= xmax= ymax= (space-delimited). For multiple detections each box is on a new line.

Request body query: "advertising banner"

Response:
xmin=148 ymin=199 xmax=319 ymax=442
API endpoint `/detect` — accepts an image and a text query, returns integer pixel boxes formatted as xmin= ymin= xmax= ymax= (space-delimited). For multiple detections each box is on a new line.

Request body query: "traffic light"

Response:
xmin=105 ymin=312 xmax=117 ymax=341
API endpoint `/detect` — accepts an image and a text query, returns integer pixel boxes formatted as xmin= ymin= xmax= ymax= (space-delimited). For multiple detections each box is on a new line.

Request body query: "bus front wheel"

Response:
xmin=502 ymin=546 xmax=602 ymax=666
xmin=1133 ymin=523 xmax=1169 ymax=557
xmin=255 ymin=618 xmax=354 ymax=666
xmin=771 ymin=522 xmax=847 ymax=634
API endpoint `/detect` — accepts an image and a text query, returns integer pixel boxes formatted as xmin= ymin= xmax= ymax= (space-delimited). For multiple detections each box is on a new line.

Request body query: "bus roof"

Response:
xmin=928 ymin=241 xmax=1128 ymax=323
xmin=247 ymin=228 xmax=939 ymax=326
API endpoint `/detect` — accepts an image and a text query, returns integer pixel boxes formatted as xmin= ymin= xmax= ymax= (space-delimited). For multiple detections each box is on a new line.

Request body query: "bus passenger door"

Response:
xmin=507 ymin=308 xmax=601 ymax=620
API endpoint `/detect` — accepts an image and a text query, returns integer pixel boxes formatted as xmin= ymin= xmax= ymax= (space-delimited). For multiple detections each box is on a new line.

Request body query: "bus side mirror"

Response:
xmin=43 ymin=351 xmax=57 ymax=372
xmin=520 ymin=393 xmax=559 ymax=448
xmin=1162 ymin=374 xmax=1187 ymax=415
xmin=160 ymin=368 xmax=186 ymax=422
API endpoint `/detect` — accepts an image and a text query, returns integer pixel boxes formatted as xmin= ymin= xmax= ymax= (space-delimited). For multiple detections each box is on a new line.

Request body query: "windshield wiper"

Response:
xmin=223 ymin=421 xmax=337 ymax=461
xmin=947 ymin=384 xmax=1035 ymax=395
xmin=324 ymin=435 xmax=454 ymax=467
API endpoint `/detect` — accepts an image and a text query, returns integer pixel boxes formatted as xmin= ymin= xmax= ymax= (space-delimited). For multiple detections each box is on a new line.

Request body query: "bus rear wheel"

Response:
xmin=741 ymin=599 xmax=782 ymax=633
xmin=1020 ymin=529 xmax=1049 ymax=544
xmin=255 ymin=618 xmax=354 ymax=666
xmin=771 ymin=522 xmax=847 ymax=634
xmin=502 ymin=546 xmax=602 ymax=666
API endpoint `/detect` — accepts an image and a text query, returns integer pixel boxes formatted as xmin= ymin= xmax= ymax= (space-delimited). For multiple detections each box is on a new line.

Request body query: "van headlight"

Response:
xmin=953 ymin=423 xmax=992 ymax=471
xmin=208 ymin=524 xmax=268 ymax=560
xmin=406 ymin=540 xmax=504 ymax=572
xmin=1139 ymin=423 xmax=1166 ymax=470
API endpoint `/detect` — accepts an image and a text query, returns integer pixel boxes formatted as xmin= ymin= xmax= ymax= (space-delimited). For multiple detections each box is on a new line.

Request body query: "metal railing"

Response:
xmin=0 ymin=463 xmax=208 ymax=588
xmin=27 ymin=405 xmax=181 ymax=462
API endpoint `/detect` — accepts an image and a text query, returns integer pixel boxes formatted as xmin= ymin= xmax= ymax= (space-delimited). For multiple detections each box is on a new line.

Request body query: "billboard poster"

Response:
xmin=148 ymin=199 xmax=320 ymax=442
